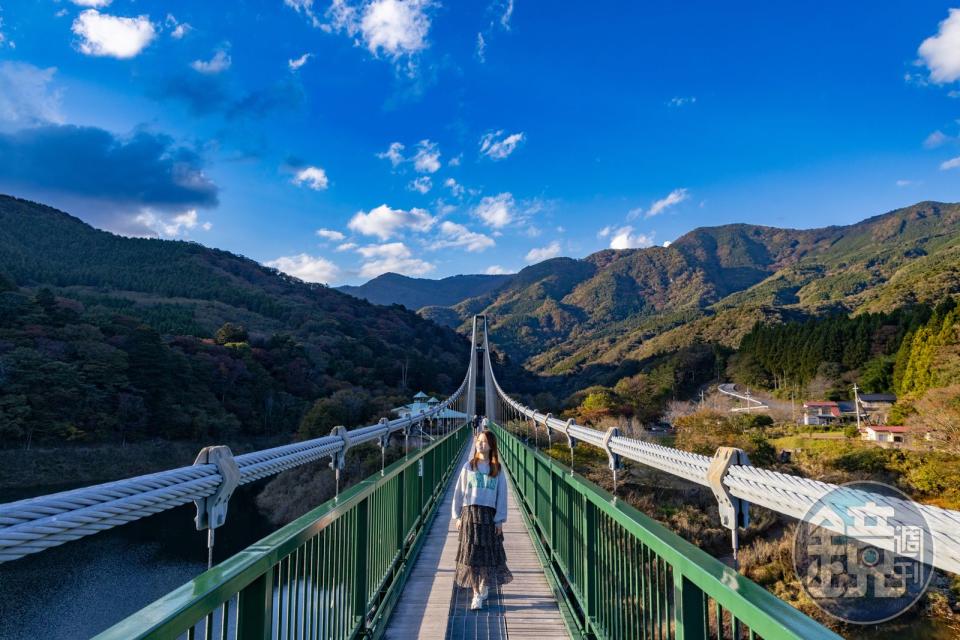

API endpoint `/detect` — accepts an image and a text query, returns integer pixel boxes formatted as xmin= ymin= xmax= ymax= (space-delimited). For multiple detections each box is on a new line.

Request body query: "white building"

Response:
xmin=392 ymin=391 xmax=468 ymax=428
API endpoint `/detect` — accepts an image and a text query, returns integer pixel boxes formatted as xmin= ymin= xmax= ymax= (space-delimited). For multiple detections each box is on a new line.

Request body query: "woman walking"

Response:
xmin=451 ymin=428 xmax=514 ymax=610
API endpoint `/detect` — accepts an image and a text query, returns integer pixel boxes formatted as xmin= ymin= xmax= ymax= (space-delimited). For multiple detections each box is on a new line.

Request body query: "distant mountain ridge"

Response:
xmin=337 ymin=272 xmax=512 ymax=310
xmin=341 ymin=202 xmax=960 ymax=379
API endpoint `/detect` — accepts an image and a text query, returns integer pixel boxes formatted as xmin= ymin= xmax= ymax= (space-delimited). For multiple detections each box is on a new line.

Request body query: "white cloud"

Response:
xmin=291 ymin=166 xmax=329 ymax=190
xmin=356 ymin=241 xmax=434 ymax=278
xmin=918 ymin=9 xmax=960 ymax=84
xmin=473 ymin=192 xmax=515 ymax=228
xmin=485 ymin=264 xmax=511 ymax=275
xmin=316 ymin=228 xmax=346 ymax=241
xmin=72 ymin=10 xmax=156 ymax=59
xmin=171 ymin=23 xmax=191 ymax=39
xmin=434 ymin=221 xmax=494 ymax=252
xmin=498 ymin=0 xmax=514 ymax=29
xmin=412 ymin=139 xmax=441 ymax=172
xmin=476 ymin=0 xmax=514 ymax=62
xmin=376 ymin=139 xmax=440 ymax=172
xmin=444 ymin=177 xmax=465 ymax=197
xmin=479 ymin=130 xmax=524 ymax=160
xmin=314 ymin=0 xmax=434 ymax=69
xmin=71 ymin=0 xmax=112 ymax=7
xmin=434 ymin=200 xmax=457 ymax=216
xmin=165 ymin=14 xmax=191 ymax=39
xmin=609 ymin=226 xmax=655 ymax=250
xmin=348 ymin=204 xmax=435 ymax=239
xmin=597 ymin=225 xmax=612 ymax=238
xmin=662 ymin=240 xmax=672 ymax=248
xmin=377 ymin=141 xmax=405 ymax=166
xmin=525 ymin=241 xmax=561 ymax=263
xmin=266 ymin=253 xmax=340 ymax=284
xmin=941 ymin=156 xmax=960 ymax=170
xmin=667 ymin=96 xmax=696 ymax=107
xmin=191 ymin=48 xmax=232 ymax=74
xmin=336 ymin=242 xmax=357 ymax=251
xmin=448 ymin=153 xmax=462 ymax=167
xmin=0 ymin=62 xmax=63 ymax=126
xmin=134 ymin=209 xmax=211 ymax=238
xmin=924 ymin=130 xmax=952 ymax=148
xmin=895 ymin=179 xmax=913 ymax=187
xmin=285 ymin=0 xmax=322 ymax=28
xmin=289 ymin=52 xmax=313 ymax=71
xmin=630 ymin=188 xmax=689 ymax=219
xmin=324 ymin=0 xmax=356 ymax=31
xmin=360 ymin=0 xmax=432 ymax=59
xmin=408 ymin=176 xmax=432 ymax=193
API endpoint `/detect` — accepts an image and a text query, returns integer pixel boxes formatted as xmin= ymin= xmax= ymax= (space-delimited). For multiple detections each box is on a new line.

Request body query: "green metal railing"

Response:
xmin=491 ymin=422 xmax=841 ymax=640
xmin=95 ymin=424 xmax=470 ymax=640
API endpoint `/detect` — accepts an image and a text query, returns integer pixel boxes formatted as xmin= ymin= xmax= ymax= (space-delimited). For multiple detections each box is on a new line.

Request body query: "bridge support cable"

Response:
xmin=0 ymin=356 xmax=475 ymax=564
xmin=475 ymin=315 xmax=960 ymax=577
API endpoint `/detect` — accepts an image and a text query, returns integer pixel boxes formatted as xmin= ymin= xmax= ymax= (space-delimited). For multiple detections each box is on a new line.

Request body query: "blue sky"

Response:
xmin=1 ymin=1 xmax=960 ymax=285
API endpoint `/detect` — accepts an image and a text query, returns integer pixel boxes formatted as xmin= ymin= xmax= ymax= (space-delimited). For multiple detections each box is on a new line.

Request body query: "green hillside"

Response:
xmin=450 ymin=202 xmax=960 ymax=380
xmin=0 ymin=195 xmax=470 ymax=447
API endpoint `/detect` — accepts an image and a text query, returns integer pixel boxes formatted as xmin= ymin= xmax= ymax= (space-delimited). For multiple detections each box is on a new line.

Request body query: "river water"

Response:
xmin=0 ymin=482 xmax=276 ymax=639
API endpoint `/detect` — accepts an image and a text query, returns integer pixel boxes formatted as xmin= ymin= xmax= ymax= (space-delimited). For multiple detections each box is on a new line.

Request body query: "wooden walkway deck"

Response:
xmin=385 ymin=446 xmax=568 ymax=639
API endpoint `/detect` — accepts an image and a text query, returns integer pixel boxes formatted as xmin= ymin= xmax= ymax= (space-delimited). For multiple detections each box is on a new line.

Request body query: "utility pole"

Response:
xmin=791 ymin=383 xmax=796 ymax=424
xmin=699 ymin=389 xmax=705 ymax=411
xmin=853 ymin=383 xmax=861 ymax=430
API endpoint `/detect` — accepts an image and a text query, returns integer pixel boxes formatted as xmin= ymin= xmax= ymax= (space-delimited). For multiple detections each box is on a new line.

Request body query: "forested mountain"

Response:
xmin=439 ymin=202 xmax=960 ymax=379
xmin=0 ymin=195 xmax=470 ymax=447
xmin=337 ymin=272 xmax=512 ymax=310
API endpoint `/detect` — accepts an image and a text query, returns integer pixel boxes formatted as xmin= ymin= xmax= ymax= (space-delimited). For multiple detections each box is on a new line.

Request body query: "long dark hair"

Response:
xmin=469 ymin=428 xmax=501 ymax=477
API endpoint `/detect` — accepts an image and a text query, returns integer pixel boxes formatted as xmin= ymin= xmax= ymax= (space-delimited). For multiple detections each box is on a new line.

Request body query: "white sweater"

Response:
xmin=451 ymin=459 xmax=508 ymax=524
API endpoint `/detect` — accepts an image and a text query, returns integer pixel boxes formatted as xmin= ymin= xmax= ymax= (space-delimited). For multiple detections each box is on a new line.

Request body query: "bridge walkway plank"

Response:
xmin=385 ymin=444 xmax=568 ymax=639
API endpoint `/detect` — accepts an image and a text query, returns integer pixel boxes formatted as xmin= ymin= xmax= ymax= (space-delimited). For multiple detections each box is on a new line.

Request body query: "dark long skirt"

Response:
xmin=455 ymin=504 xmax=514 ymax=589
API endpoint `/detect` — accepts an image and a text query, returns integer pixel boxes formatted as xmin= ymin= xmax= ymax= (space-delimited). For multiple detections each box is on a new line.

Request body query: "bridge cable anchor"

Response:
xmin=600 ymin=427 xmax=623 ymax=497
xmin=192 ymin=445 xmax=240 ymax=569
xmin=541 ymin=413 xmax=553 ymax=450
xmin=706 ymin=446 xmax=752 ymax=568
xmin=329 ymin=425 xmax=352 ymax=500
xmin=527 ymin=408 xmax=539 ymax=449
xmin=560 ymin=417 xmax=578 ymax=474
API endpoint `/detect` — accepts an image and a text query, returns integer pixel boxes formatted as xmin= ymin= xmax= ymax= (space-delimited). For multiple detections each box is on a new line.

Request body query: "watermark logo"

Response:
xmin=793 ymin=480 xmax=933 ymax=624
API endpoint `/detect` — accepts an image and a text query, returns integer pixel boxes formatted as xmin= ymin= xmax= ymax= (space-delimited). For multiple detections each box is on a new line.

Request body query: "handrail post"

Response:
xmin=673 ymin=571 xmax=707 ymax=640
xmin=193 ymin=445 xmax=239 ymax=569
xmin=583 ymin=499 xmax=598 ymax=622
xmin=237 ymin=569 xmax=274 ymax=640
xmin=354 ymin=495 xmax=370 ymax=635
xmin=706 ymin=447 xmax=751 ymax=564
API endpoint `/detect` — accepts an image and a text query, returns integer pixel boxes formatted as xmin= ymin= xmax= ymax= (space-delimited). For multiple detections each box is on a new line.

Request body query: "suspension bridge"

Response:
xmin=2 ymin=316 xmax=958 ymax=639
